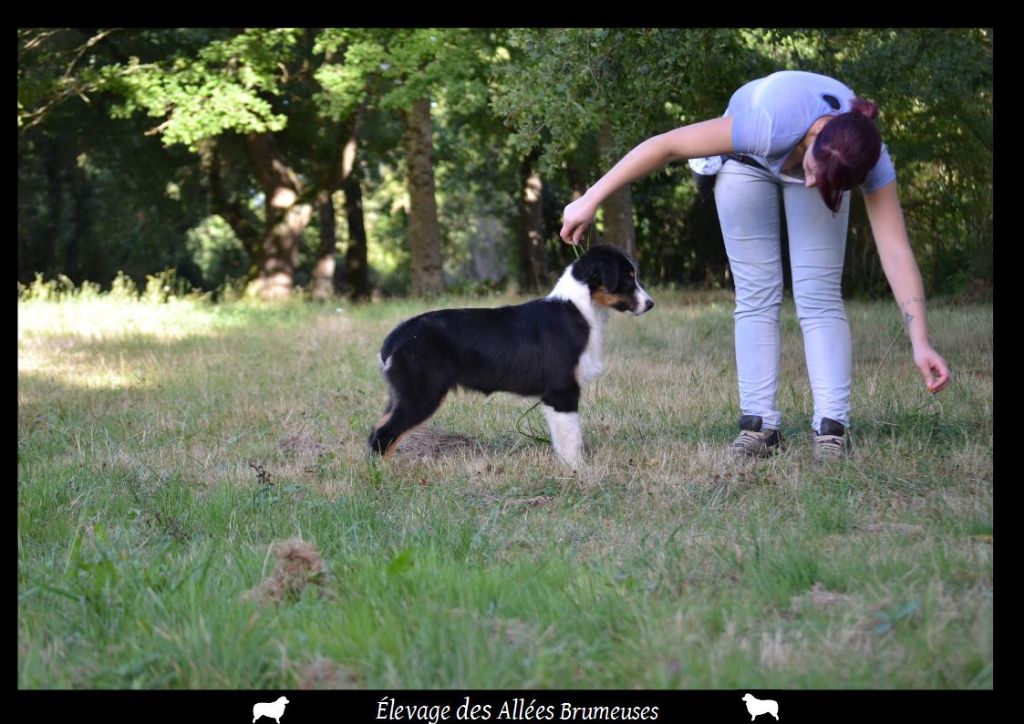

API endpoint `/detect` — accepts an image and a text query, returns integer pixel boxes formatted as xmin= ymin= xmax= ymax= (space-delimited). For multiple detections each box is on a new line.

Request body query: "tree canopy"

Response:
xmin=18 ymin=27 xmax=992 ymax=299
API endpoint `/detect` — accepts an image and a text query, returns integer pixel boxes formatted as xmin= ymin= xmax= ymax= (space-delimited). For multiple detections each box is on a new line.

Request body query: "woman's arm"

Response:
xmin=560 ymin=117 xmax=735 ymax=243
xmin=863 ymin=181 xmax=952 ymax=393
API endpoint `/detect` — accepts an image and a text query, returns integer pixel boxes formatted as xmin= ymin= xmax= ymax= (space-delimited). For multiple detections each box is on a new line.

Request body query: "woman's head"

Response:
xmin=804 ymin=98 xmax=882 ymax=213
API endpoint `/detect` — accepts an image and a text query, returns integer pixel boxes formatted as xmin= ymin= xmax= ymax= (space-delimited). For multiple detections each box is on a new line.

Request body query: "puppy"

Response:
xmin=368 ymin=244 xmax=653 ymax=466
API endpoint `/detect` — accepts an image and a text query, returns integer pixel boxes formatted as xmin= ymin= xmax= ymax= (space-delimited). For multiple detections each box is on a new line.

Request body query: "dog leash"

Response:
xmin=567 ymin=198 xmax=594 ymax=259
xmin=515 ymin=400 xmax=550 ymax=444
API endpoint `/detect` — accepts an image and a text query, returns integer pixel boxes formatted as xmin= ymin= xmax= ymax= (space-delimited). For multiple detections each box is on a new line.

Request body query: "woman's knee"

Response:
xmin=792 ymin=276 xmax=845 ymax=319
xmin=734 ymin=284 xmax=784 ymax=318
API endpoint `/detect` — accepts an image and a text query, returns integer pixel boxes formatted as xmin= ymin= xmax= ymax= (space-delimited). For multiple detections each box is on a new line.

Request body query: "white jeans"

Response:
xmin=714 ymin=159 xmax=851 ymax=432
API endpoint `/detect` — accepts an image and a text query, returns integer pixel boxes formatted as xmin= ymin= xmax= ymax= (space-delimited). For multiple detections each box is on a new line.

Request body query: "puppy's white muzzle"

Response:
xmin=632 ymin=285 xmax=654 ymax=315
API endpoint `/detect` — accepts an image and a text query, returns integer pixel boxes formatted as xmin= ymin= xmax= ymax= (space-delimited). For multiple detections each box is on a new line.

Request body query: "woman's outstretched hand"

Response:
xmin=560 ymin=195 xmax=597 ymax=244
xmin=914 ymin=344 xmax=952 ymax=393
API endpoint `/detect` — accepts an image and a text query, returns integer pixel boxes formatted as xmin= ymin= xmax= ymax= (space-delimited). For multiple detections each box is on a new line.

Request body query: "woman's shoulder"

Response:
xmin=730 ymin=71 xmax=853 ymax=158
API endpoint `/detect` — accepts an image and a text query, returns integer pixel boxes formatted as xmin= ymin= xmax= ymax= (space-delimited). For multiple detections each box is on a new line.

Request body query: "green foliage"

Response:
xmin=109 ymin=271 xmax=139 ymax=300
xmin=17 ymin=28 xmax=993 ymax=298
xmin=18 ymin=99 xmax=207 ymax=288
xmin=494 ymin=29 xmax=765 ymax=169
xmin=185 ymin=215 xmax=250 ymax=290
xmin=142 ymin=268 xmax=194 ymax=302
xmin=19 ymin=269 xmax=202 ymax=304
xmin=432 ymin=60 xmax=521 ymax=289
xmin=315 ymin=29 xmax=517 ymax=290
xmin=19 ymin=273 xmax=94 ymax=302
xmin=315 ymin=28 xmax=497 ymax=117
xmin=490 ymin=29 xmax=767 ymax=279
xmin=93 ymin=29 xmax=300 ymax=148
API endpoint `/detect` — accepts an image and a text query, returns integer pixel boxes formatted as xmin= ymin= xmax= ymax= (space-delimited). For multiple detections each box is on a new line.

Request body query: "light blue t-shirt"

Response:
xmin=727 ymin=71 xmax=896 ymax=193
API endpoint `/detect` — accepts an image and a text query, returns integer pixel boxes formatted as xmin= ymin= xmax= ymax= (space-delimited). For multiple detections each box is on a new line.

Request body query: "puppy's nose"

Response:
xmin=644 ymin=299 xmax=654 ymax=311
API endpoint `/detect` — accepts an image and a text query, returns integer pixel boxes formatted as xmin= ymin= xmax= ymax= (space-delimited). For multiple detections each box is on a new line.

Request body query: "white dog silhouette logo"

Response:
xmin=741 ymin=693 xmax=779 ymax=720
xmin=253 ymin=696 xmax=290 ymax=723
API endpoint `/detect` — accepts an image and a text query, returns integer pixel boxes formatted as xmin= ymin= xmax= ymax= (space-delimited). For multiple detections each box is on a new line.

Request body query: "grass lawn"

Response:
xmin=17 ymin=286 xmax=992 ymax=689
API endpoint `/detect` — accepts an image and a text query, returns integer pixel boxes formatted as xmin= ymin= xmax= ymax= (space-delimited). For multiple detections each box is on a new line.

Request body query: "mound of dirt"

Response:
xmin=391 ymin=427 xmax=480 ymax=461
xmin=243 ymin=538 xmax=334 ymax=604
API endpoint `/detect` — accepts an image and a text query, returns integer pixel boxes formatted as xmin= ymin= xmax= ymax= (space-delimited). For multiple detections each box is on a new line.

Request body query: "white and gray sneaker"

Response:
xmin=730 ymin=415 xmax=782 ymax=458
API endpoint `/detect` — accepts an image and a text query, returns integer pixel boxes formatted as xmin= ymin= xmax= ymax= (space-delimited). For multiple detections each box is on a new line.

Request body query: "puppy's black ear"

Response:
xmin=572 ymin=247 xmax=621 ymax=292
xmin=571 ymin=254 xmax=596 ymax=289
xmin=599 ymin=257 xmax=619 ymax=292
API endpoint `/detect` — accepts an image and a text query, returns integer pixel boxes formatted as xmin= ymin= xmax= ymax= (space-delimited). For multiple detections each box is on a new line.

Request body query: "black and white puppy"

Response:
xmin=368 ymin=244 xmax=654 ymax=466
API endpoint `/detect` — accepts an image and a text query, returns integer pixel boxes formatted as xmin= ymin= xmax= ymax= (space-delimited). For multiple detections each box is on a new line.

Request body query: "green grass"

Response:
xmin=17 ymin=288 xmax=992 ymax=689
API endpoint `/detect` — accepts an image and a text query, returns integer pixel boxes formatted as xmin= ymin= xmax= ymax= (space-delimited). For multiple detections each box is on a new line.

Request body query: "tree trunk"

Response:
xmin=337 ymin=120 xmax=369 ymax=301
xmin=596 ymin=123 xmax=636 ymax=258
xmin=403 ymin=98 xmax=444 ymax=296
xmin=244 ymin=132 xmax=312 ymax=300
xmin=311 ymin=191 xmax=337 ymax=302
xmin=43 ymin=142 xmax=67 ymax=277
xmin=68 ymin=162 xmax=91 ymax=282
xmin=518 ymin=153 xmax=548 ymax=292
xmin=310 ymin=113 xmax=371 ymax=301
xmin=342 ymin=174 xmax=369 ymax=300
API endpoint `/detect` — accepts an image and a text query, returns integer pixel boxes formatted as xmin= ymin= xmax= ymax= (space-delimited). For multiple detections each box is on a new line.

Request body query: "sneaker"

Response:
xmin=813 ymin=417 xmax=849 ymax=462
xmin=730 ymin=415 xmax=782 ymax=458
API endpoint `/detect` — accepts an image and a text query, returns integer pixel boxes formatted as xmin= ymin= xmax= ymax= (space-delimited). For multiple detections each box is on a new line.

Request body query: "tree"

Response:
xmin=50 ymin=28 xmax=377 ymax=300
xmin=316 ymin=28 xmax=503 ymax=296
xmin=18 ymin=29 xmax=211 ymax=287
xmin=518 ymin=150 xmax=549 ymax=291
xmin=495 ymin=28 xmax=764 ymax=263
xmin=89 ymin=29 xmax=302 ymax=298
xmin=18 ymin=29 xmax=992 ymax=299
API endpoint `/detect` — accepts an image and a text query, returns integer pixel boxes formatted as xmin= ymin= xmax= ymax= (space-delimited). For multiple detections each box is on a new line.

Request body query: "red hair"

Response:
xmin=811 ymin=98 xmax=882 ymax=213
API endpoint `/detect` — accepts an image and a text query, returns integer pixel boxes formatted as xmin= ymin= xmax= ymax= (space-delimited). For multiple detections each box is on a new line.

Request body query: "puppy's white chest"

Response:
xmin=576 ymin=327 xmax=604 ymax=386
xmin=547 ymin=267 xmax=609 ymax=388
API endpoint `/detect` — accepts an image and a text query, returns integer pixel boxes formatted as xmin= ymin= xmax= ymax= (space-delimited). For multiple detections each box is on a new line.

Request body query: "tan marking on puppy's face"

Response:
xmin=591 ymin=288 xmax=634 ymax=311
